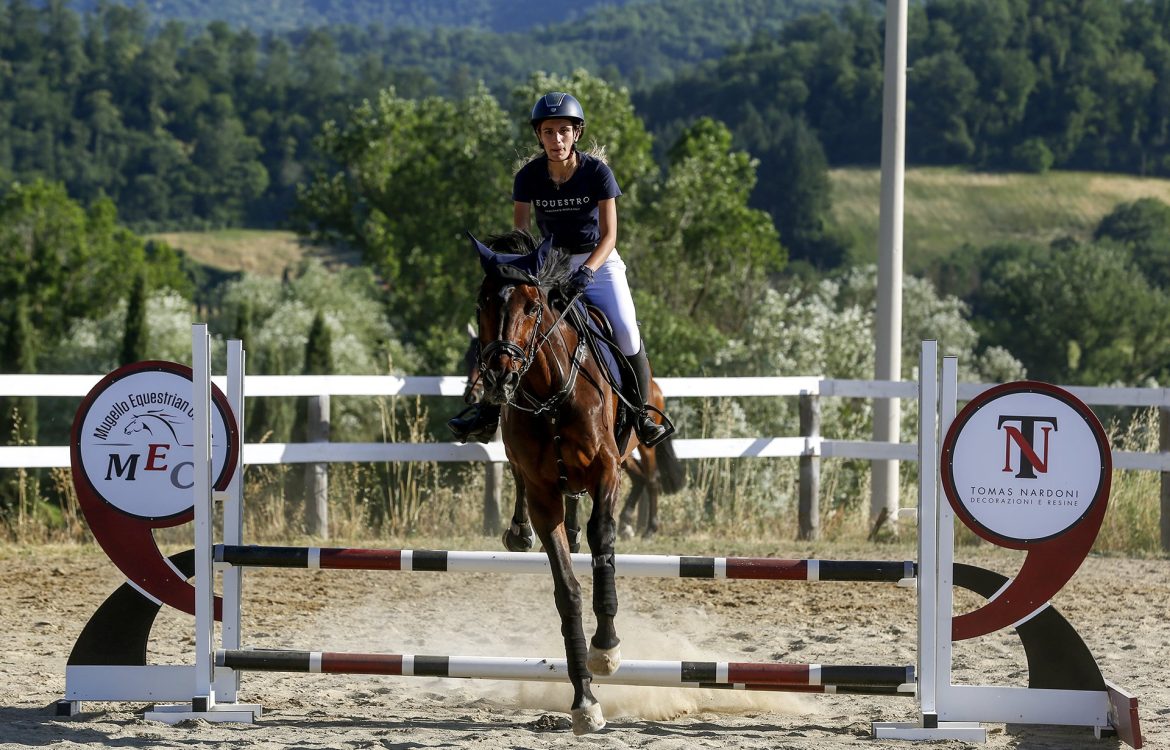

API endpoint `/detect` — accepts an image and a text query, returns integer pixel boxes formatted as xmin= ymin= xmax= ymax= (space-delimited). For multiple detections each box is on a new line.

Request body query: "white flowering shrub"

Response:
xmin=211 ymin=260 xmax=420 ymax=443
xmin=213 ymin=260 xmax=417 ymax=376
xmin=42 ymin=290 xmax=196 ymax=373
xmin=668 ymin=266 xmax=1027 ymax=526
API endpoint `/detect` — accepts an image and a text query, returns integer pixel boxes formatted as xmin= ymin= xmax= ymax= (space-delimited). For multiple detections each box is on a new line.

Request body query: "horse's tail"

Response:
xmin=655 ymin=434 xmax=686 ymax=495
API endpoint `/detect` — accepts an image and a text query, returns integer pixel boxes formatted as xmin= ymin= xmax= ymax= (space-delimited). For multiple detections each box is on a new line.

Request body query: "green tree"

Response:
xmin=119 ymin=271 xmax=148 ymax=365
xmin=969 ymin=239 xmax=1170 ymax=385
xmin=296 ymin=84 xmax=518 ymax=371
xmin=634 ymin=118 xmax=785 ymax=342
xmin=1094 ymin=197 xmax=1170 ymax=287
xmin=0 ymin=295 xmax=37 ymax=445
xmin=0 ymin=180 xmax=186 ymax=348
xmin=302 ymin=310 xmax=334 ymax=376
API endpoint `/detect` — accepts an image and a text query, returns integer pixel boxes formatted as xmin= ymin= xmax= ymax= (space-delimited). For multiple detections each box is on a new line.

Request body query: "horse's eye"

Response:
xmin=525 ymin=301 xmax=540 ymax=316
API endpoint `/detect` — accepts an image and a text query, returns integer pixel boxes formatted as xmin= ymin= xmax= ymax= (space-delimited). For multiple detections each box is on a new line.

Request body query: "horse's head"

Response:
xmin=469 ymin=230 xmax=571 ymax=406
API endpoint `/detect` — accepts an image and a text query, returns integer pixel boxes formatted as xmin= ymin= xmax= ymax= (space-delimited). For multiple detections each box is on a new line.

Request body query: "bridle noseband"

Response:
xmin=479 ymin=301 xmax=544 ymax=380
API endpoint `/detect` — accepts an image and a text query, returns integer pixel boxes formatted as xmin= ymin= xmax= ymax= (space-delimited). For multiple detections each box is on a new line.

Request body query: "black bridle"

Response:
xmin=477 ymin=281 xmax=589 ymax=416
xmin=479 ymin=301 xmax=544 ymax=381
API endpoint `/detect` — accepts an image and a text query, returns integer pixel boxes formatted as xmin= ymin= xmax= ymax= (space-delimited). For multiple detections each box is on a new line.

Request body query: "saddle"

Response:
xmin=553 ymin=291 xmax=641 ymax=440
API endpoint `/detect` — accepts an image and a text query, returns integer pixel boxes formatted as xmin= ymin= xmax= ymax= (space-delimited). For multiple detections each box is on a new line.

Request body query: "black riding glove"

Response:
xmin=566 ymin=265 xmax=595 ymax=299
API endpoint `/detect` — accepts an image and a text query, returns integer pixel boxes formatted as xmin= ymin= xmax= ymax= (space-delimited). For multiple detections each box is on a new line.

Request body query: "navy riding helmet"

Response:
xmin=530 ymin=92 xmax=585 ymax=131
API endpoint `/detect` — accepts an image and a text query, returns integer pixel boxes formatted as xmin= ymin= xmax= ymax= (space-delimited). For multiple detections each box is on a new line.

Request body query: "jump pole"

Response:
xmin=215 ymin=544 xmax=915 ymax=582
xmin=217 ymin=649 xmax=914 ymax=694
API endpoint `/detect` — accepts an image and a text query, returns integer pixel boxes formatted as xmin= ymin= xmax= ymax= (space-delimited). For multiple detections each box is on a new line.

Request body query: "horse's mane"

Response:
xmin=484 ymin=229 xmax=573 ymax=291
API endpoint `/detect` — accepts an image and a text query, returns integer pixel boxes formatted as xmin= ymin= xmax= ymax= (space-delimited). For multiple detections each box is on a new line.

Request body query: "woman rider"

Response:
xmin=450 ymin=91 xmax=669 ymax=447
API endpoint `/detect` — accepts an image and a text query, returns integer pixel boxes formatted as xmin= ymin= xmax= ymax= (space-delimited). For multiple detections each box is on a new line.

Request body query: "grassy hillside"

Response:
xmin=158 ymin=170 xmax=1170 ymax=280
xmin=149 ymin=229 xmax=315 ymax=278
xmin=831 ymin=167 xmax=1170 ymax=273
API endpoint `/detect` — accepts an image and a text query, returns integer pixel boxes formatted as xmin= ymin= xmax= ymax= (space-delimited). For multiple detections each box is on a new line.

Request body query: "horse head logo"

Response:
xmin=123 ymin=409 xmax=184 ymax=442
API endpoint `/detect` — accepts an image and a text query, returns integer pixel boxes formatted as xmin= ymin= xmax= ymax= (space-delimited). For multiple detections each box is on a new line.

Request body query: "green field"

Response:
xmin=831 ymin=167 xmax=1170 ymax=272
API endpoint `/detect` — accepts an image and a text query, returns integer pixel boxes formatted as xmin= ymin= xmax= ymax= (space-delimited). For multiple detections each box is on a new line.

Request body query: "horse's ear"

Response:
xmin=467 ymin=231 xmax=496 ymax=271
xmin=466 ymin=322 xmax=476 ymax=339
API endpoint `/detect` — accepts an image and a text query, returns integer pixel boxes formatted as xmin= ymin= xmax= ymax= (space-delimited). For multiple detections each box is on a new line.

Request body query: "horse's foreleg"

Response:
xmin=564 ymin=492 xmax=582 ymax=553
xmin=530 ymin=489 xmax=603 ymax=735
xmin=501 ymin=465 xmax=535 ymax=552
xmin=586 ymin=466 xmax=622 ymax=678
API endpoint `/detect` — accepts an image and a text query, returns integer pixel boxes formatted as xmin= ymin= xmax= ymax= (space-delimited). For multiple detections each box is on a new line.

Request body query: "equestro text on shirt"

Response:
xmin=533 ymin=197 xmax=593 ymax=209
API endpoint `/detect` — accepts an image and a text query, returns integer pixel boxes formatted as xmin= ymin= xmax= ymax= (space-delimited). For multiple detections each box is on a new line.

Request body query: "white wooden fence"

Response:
xmin=1 ymin=374 xmax=1167 ymax=547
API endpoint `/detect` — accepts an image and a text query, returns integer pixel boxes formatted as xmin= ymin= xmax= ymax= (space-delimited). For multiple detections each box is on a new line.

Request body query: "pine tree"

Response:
xmin=119 ymin=271 xmax=148 ymax=365
xmin=0 ymin=296 xmax=37 ymax=445
xmin=0 ymin=296 xmax=38 ymax=516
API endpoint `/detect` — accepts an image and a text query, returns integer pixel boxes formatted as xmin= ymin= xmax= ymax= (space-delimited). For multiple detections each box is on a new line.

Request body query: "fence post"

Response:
xmin=482 ymin=430 xmax=503 ymax=535
xmin=1161 ymin=405 xmax=1170 ymax=553
xmin=798 ymin=393 xmax=821 ymax=540
xmin=306 ymin=394 xmax=329 ymax=538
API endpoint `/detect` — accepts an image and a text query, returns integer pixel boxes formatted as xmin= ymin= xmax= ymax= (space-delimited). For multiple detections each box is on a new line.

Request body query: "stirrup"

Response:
xmin=635 ymin=404 xmax=675 ymax=449
xmin=447 ymin=405 xmax=498 ymax=444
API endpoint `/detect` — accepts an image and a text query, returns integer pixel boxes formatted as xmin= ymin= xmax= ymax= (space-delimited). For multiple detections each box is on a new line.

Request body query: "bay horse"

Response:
xmin=460 ymin=331 xmax=684 ymax=548
xmin=469 ymin=229 xmax=648 ymax=734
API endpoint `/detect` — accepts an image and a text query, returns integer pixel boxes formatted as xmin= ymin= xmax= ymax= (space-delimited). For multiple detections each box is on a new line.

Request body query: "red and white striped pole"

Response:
xmin=215 ymin=545 xmax=915 ymax=583
xmin=217 ymin=649 xmax=914 ymax=696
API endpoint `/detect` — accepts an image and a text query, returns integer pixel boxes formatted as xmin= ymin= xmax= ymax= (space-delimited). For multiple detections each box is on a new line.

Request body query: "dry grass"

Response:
xmin=149 ymin=229 xmax=360 ymax=277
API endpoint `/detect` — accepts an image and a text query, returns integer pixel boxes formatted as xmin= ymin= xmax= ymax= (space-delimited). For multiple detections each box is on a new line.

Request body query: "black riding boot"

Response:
xmin=628 ymin=344 xmax=669 ymax=447
xmin=447 ymin=403 xmax=500 ymax=444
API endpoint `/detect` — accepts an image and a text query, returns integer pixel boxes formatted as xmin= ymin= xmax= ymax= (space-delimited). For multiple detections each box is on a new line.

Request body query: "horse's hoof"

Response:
xmin=587 ymin=643 xmax=621 ymax=676
xmin=618 ymin=522 xmax=635 ymax=540
xmin=571 ymin=703 xmax=605 ymax=735
xmin=502 ymin=523 xmax=535 ymax=552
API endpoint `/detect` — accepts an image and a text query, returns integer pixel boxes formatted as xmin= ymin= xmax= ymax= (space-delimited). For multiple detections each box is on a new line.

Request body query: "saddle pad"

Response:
xmin=574 ymin=300 xmax=623 ymax=391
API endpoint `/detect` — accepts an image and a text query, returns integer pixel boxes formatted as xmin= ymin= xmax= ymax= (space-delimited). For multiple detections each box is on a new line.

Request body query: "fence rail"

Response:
xmin=1 ymin=374 xmax=1166 ymax=467
xmin=2 ymin=374 xmax=1167 ymax=548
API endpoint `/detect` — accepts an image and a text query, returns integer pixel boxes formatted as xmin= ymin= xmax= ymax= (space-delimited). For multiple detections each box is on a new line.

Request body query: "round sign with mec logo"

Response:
xmin=72 ymin=361 xmax=238 ymax=520
xmin=941 ymin=380 xmax=1110 ymax=547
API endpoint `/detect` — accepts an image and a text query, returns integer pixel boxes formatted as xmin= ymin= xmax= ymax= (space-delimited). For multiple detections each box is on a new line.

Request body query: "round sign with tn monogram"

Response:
xmin=940 ymin=380 xmax=1111 ymax=640
xmin=942 ymin=380 xmax=1110 ymax=546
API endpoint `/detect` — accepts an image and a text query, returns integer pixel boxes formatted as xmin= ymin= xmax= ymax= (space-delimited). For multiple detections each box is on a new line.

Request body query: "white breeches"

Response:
xmin=569 ymin=250 xmax=641 ymax=356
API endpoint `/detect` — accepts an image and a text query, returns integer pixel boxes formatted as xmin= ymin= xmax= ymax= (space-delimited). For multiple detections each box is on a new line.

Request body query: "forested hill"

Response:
xmin=9 ymin=0 xmax=1170 ymax=264
xmin=61 ymin=0 xmax=630 ymax=33
xmin=58 ymin=0 xmax=838 ymax=35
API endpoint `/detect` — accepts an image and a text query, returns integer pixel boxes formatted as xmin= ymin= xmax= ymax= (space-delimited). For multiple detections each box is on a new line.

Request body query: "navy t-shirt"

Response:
xmin=512 ymin=152 xmax=622 ymax=251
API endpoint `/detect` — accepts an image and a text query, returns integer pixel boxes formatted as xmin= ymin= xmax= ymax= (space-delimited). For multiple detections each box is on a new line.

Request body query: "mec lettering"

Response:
xmin=104 ymin=443 xmax=194 ymax=488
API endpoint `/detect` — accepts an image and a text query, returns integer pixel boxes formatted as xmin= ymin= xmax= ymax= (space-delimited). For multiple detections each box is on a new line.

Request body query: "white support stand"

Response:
xmin=875 ymin=347 xmax=987 ymax=742
xmin=145 ymin=329 xmax=260 ymax=724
